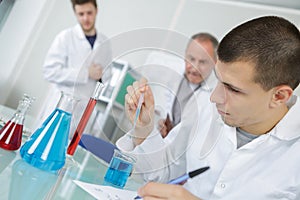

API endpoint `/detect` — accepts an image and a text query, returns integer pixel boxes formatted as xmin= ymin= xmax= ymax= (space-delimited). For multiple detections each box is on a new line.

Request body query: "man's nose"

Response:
xmin=210 ymin=82 xmax=226 ymax=104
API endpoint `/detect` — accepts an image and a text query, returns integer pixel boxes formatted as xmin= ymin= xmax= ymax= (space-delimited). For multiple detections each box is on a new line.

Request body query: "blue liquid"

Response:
xmin=104 ymin=157 xmax=133 ymax=188
xmin=20 ymin=109 xmax=71 ymax=171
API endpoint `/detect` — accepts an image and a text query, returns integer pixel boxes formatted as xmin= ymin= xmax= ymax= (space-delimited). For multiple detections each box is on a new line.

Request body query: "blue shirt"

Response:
xmin=85 ymin=34 xmax=97 ymax=49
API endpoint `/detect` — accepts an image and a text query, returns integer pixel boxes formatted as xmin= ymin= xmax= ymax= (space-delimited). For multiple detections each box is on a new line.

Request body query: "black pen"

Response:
xmin=134 ymin=166 xmax=210 ymax=199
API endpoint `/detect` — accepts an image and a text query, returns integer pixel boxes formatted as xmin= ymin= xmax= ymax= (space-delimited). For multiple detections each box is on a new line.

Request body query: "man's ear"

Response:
xmin=270 ymin=85 xmax=293 ymax=108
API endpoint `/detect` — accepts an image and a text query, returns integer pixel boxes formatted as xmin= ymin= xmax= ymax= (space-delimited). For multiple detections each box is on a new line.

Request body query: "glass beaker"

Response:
xmin=20 ymin=92 xmax=77 ymax=172
xmin=0 ymin=94 xmax=35 ymax=151
xmin=104 ymin=149 xmax=136 ymax=189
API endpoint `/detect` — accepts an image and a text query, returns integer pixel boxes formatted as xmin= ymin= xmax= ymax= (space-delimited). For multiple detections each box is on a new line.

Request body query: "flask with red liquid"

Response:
xmin=0 ymin=94 xmax=35 ymax=151
xmin=67 ymin=80 xmax=105 ymax=156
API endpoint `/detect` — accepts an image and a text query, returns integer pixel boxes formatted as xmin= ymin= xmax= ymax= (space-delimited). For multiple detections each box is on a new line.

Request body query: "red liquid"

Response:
xmin=67 ymin=98 xmax=97 ymax=155
xmin=0 ymin=120 xmax=23 ymax=150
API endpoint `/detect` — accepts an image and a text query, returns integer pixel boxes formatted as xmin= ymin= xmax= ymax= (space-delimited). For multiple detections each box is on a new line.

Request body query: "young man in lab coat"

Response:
xmin=117 ymin=16 xmax=300 ymax=199
xmin=39 ymin=0 xmax=111 ymax=134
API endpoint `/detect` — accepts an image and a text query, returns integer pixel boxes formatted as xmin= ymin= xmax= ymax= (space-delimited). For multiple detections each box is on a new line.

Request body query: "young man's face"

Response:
xmin=184 ymin=39 xmax=216 ymax=84
xmin=210 ymin=60 xmax=275 ymax=134
xmin=74 ymin=2 xmax=97 ymax=34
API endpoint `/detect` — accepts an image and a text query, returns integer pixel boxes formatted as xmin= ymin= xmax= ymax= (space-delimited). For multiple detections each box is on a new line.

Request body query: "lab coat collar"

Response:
xmin=271 ymin=95 xmax=300 ymax=140
xmin=201 ymin=72 xmax=217 ymax=92
xmin=202 ymin=95 xmax=300 ymax=155
xmin=74 ymin=24 xmax=99 ymax=41
xmin=74 ymin=24 xmax=87 ymax=40
xmin=225 ymin=95 xmax=300 ymax=143
xmin=74 ymin=24 xmax=104 ymax=50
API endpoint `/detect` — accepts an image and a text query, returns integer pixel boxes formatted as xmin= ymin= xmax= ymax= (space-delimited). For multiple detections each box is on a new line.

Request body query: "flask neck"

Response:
xmin=56 ymin=92 xmax=77 ymax=114
xmin=11 ymin=113 xmax=25 ymax=125
xmin=11 ymin=95 xmax=34 ymax=125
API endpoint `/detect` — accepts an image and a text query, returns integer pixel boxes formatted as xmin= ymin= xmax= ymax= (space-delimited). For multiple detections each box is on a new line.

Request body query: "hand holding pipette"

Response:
xmin=125 ymin=78 xmax=155 ymax=145
xmin=132 ymin=93 xmax=144 ymax=129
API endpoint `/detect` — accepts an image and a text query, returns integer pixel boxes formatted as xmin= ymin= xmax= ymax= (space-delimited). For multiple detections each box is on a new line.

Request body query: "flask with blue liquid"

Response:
xmin=20 ymin=92 xmax=77 ymax=172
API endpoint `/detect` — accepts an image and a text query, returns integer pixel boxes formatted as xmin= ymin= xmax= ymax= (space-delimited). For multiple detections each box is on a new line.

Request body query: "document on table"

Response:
xmin=73 ymin=180 xmax=140 ymax=200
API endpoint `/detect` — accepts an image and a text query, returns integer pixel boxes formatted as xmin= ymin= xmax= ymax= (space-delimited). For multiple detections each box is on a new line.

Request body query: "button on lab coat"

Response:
xmin=38 ymin=24 xmax=112 ymax=134
xmin=117 ymin=95 xmax=300 ymax=200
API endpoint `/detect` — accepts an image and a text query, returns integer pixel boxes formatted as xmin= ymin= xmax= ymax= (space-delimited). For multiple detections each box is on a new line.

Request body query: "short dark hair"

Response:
xmin=71 ymin=0 xmax=97 ymax=10
xmin=188 ymin=33 xmax=219 ymax=61
xmin=218 ymin=16 xmax=300 ymax=91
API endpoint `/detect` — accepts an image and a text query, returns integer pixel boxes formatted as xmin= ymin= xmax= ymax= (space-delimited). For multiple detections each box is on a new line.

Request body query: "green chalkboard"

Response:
xmin=115 ymin=72 xmax=136 ymax=106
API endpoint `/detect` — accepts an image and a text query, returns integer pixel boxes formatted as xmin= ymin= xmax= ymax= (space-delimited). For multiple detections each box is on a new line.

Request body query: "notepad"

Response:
xmin=73 ymin=180 xmax=138 ymax=200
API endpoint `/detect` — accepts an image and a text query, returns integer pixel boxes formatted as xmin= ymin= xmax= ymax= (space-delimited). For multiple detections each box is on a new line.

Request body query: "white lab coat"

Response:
xmin=38 ymin=24 xmax=112 ymax=136
xmin=117 ymin=95 xmax=300 ymax=200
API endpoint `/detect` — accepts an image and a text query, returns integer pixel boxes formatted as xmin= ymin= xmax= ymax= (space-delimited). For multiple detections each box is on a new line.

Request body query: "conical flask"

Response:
xmin=0 ymin=94 xmax=35 ymax=151
xmin=20 ymin=92 xmax=77 ymax=171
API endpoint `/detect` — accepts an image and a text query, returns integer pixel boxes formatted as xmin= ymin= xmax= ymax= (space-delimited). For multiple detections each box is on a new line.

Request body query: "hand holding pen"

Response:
xmin=134 ymin=166 xmax=209 ymax=199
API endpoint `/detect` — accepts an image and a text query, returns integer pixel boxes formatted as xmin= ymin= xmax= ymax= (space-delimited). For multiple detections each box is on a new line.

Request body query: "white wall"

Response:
xmin=98 ymin=0 xmax=300 ymax=40
xmin=1 ymin=0 xmax=300 ymax=121
xmin=0 ymin=0 xmax=75 ymax=117
xmin=0 ymin=0 xmax=47 ymax=102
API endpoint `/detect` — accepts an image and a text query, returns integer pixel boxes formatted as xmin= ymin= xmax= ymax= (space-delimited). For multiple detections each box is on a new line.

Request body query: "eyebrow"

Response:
xmin=186 ymin=54 xmax=210 ymax=63
xmin=213 ymin=69 xmax=244 ymax=92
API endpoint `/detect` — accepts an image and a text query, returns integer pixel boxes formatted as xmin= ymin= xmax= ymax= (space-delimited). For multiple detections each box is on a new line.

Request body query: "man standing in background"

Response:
xmin=39 ymin=0 xmax=112 ymax=135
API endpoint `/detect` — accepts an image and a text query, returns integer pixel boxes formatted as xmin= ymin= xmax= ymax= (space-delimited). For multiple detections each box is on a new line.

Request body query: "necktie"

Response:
xmin=171 ymin=77 xmax=200 ymax=126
